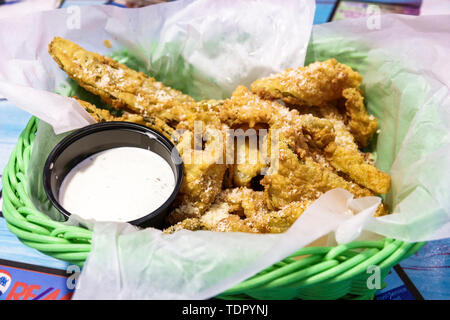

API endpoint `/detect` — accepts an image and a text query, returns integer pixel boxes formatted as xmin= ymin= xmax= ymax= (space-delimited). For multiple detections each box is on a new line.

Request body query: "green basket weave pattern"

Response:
xmin=2 ymin=117 xmax=425 ymax=300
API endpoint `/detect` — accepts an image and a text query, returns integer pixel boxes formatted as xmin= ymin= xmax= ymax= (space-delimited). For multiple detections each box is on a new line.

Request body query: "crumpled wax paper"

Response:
xmin=304 ymin=14 xmax=450 ymax=242
xmin=0 ymin=0 xmax=449 ymax=300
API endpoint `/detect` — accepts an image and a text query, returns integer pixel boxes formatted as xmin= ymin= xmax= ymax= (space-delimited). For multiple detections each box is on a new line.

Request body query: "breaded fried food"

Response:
xmin=215 ymin=187 xmax=268 ymax=218
xmin=325 ymin=119 xmax=390 ymax=194
xmin=229 ymin=129 xmax=269 ymax=187
xmin=197 ymin=99 xmax=225 ymax=115
xmin=341 ymin=88 xmax=378 ymax=148
xmin=262 ymin=129 xmax=389 ymax=216
xmin=221 ymin=87 xmax=386 ymax=196
xmin=291 ymin=104 xmax=389 ymax=193
xmin=163 ymin=218 xmax=205 ymax=233
xmin=165 ymin=187 xmax=314 ymax=233
xmin=166 ymin=187 xmax=266 ymax=233
xmin=231 ymin=144 xmax=267 ymax=187
xmin=75 ymin=98 xmax=179 ymax=143
xmin=200 ymin=189 xmax=264 ymax=233
xmin=221 ymin=87 xmax=374 ymax=194
xmin=250 ymin=59 xmax=362 ymax=107
xmin=50 ymin=37 xmax=216 ymax=130
xmin=166 ymin=129 xmax=227 ymax=224
xmin=51 ymin=37 xmax=391 ymax=232
xmin=262 ymin=137 xmax=374 ymax=210
xmin=220 ymin=86 xmax=276 ymax=127
xmin=164 ymin=188 xmax=309 ymax=233
xmin=253 ymin=200 xmax=313 ymax=233
xmin=221 ymin=86 xmax=337 ymax=186
xmin=221 ymin=86 xmax=335 ymax=148
xmin=250 ymin=59 xmax=377 ymax=148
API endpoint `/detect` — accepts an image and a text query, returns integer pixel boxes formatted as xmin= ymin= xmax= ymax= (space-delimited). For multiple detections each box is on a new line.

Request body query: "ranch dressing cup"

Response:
xmin=43 ymin=122 xmax=183 ymax=229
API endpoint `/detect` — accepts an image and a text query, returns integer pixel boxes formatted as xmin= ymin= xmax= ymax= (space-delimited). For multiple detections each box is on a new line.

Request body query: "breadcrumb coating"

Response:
xmin=49 ymin=38 xmax=391 ymax=233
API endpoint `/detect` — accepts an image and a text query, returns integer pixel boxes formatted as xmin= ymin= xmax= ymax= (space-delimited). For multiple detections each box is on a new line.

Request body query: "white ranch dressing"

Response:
xmin=59 ymin=147 xmax=175 ymax=222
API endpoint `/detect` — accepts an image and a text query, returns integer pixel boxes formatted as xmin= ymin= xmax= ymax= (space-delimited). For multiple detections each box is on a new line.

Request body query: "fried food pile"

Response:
xmin=49 ymin=37 xmax=391 ymax=234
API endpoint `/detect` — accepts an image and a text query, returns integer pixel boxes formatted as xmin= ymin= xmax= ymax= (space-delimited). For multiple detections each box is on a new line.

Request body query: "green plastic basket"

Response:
xmin=2 ymin=117 xmax=425 ymax=300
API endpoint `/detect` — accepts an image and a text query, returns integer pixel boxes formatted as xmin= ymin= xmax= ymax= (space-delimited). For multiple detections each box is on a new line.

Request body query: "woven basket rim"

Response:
xmin=1 ymin=117 xmax=426 ymax=299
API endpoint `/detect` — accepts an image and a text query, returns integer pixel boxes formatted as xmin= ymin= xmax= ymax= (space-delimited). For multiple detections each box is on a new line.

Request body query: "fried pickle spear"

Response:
xmin=53 ymin=38 xmax=391 ymax=229
xmin=341 ymin=88 xmax=378 ymax=148
xmin=221 ymin=86 xmax=335 ymax=144
xmin=163 ymin=218 xmax=206 ymax=233
xmin=50 ymin=37 xmax=221 ymax=130
xmin=263 ymin=135 xmax=389 ymax=217
xmin=250 ymin=59 xmax=377 ymax=147
xmin=250 ymin=59 xmax=362 ymax=107
xmin=166 ymin=187 xmax=266 ymax=234
xmin=166 ymin=128 xmax=227 ymax=224
xmin=230 ymin=139 xmax=268 ymax=187
xmin=291 ymin=103 xmax=390 ymax=193
xmin=263 ymin=137 xmax=368 ymax=206
xmin=325 ymin=119 xmax=390 ymax=194
xmin=164 ymin=188 xmax=313 ymax=234
xmin=220 ymin=86 xmax=337 ymax=186
xmin=199 ymin=188 xmax=266 ymax=232
xmin=75 ymin=98 xmax=179 ymax=143
xmin=255 ymin=200 xmax=314 ymax=233
xmin=221 ymin=86 xmax=390 ymax=193
xmin=211 ymin=189 xmax=312 ymax=233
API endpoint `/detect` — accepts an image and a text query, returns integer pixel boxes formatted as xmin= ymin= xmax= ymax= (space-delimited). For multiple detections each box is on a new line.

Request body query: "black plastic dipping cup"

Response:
xmin=43 ymin=121 xmax=183 ymax=229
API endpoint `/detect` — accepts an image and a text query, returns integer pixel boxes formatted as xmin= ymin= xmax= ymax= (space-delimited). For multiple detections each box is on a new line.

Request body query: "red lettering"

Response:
xmin=23 ymin=284 xmax=41 ymax=300
xmin=6 ymin=282 xmax=27 ymax=300
xmin=5 ymin=282 xmax=73 ymax=300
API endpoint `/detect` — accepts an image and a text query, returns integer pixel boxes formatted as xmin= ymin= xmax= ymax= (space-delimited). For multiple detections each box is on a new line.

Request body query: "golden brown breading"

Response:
xmin=166 ymin=129 xmax=227 ymax=224
xmin=50 ymin=37 xmax=221 ymax=131
xmin=197 ymin=99 xmax=225 ymax=115
xmin=341 ymin=88 xmax=378 ymax=148
xmin=325 ymin=119 xmax=390 ymax=194
xmin=263 ymin=125 xmax=389 ymax=215
xmin=75 ymin=98 xmax=178 ymax=143
xmin=51 ymin=38 xmax=391 ymax=231
xmin=282 ymin=113 xmax=336 ymax=153
xmin=262 ymin=137 xmax=374 ymax=210
xmin=292 ymin=97 xmax=377 ymax=149
xmin=220 ymin=86 xmax=338 ymax=187
xmin=163 ymin=218 xmax=205 ymax=233
xmin=221 ymin=86 xmax=335 ymax=149
xmin=252 ymin=200 xmax=313 ymax=233
xmin=216 ymin=187 xmax=268 ymax=218
xmin=211 ymin=214 xmax=259 ymax=233
xmin=286 ymin=101 xmax=389 ymax=193
xmin=250 ymin=59 xmax=377 ymax=148
xmin=220 ymin=86 xmax=276 ymax=127
xmin=76 ymin=98 xmax=115 ymax=123
xmin=231 ymin=87 xmax=387 ymax=194
xmin=166 ymin=187 xmax=266 ymax=233
xmin=221 ymin=86 xmax=389 ymax=196
xmin=250 ymin=59 xmax=362 ymax=107
xmin=164 ymin=188 xmax=313 ymax=233
xmin=175 ymin=100 xmax=223 ymax=131
xmin=229 ymin=131 xmax=268 ymax=187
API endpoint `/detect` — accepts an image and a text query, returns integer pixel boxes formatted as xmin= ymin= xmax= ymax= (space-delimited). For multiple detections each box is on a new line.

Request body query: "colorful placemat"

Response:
xmin=332 ymin=0 xmax=420 ymax=21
